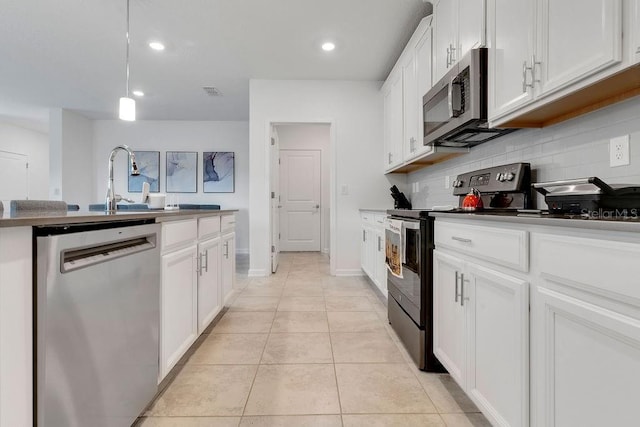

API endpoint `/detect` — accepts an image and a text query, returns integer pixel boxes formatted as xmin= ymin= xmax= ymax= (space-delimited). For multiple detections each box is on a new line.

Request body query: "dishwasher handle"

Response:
xmin=61 ymin=234 xmax=157 ymax=273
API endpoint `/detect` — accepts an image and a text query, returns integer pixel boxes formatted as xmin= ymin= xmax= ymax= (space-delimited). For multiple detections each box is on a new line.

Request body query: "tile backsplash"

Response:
xmin=407 ymin=96 xmax=640 ymax=209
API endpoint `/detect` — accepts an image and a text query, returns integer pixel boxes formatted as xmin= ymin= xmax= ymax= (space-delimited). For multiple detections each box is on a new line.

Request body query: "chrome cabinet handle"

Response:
xmin=388 ymin=153 xmax=393 ymax=164
xmin=451 ymin=236 xmax=472 ymax=244
xmin=363 ymin=230 xmax=366 ymax=242
xmin=460 ymin=273 xmax=469 ymax=306
xmin=202 ymin=250 xmax=209 ymax=273
xmin=196 ymin=253 xmax=202 ymax=275
xmin=224 ymin=242 xmax=229 ymax=259
xmin=446 ymin=46 xmax=450 ymax=67
xmin=378 ymin=235 xmax=382 ymax=251
xmin=522 ymin=60 xmax=534 ymax=93
xmin=454 ymin=271 xmax=460 ymax=303
xmin=449 ymin=44 xmax=456 ymax=65
xmin=410 ymin=137 xmax=416 ymax=152
xmin=531 ymin=55 xmax=541 ymax=86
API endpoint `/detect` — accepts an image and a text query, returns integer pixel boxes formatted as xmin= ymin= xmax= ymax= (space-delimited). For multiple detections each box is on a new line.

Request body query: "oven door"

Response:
xmin=387 ymin=218 xmax=424 ymax=327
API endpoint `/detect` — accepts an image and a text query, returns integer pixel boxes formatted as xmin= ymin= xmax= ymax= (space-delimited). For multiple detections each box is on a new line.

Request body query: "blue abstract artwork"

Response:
xmin=203 ymin=152 xmax=234 ymax=193
xmin=166 ymin=151 xmax=197 ymax=193
xmin=128 ymin=151 xmax=160 ymax=192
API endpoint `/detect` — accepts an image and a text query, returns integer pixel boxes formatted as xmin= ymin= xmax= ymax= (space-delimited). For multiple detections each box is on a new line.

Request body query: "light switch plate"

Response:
xmin=340 ymin=185 xmax=349 ymax=195
xmin=610 ymin=135 xmax=630 ymax=167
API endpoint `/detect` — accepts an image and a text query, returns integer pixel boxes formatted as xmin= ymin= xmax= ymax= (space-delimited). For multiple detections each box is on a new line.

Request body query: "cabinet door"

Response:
xmin=402 ymin=53 xmax=419 ymax=161
xmin=457 ymin=0 xmax=485 ymax=58
xmin=197 ymin=237 xmax=221 ymax=334
xmin=374 ymin=228 xmax=387 ymax=295
xmin=633 ymin=0 xmax=640 ymax=63
xmin=383 ymin=72 xmax=404 ymax=170
xmin=160 ymin=245 xmax=198 ymax=380
xmin=433 ymin=250 xmax=466 ymax=388
xmin=487 ymin=0 xmax=535 ymax=121
xmin=466 ymin=263 xmax=529 ymax=427
xmin=221 ymin=232 xmax=236 ymax=305
xmin=537 ymin=0 xmax=622 ymax=97
xmin=362 ymin=226 xmax=374 ymax=279
xmin=411 ymin=26 xmax=435 ymax=160
xmin=433 ymin=0 xmax=458 ymax=83
xmin=532 ymin=284 xmax=640 ymax=427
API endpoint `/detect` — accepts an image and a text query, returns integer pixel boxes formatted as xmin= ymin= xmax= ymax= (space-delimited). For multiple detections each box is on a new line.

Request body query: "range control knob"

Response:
xmin=505 ymin=172 xmax=515 ymax=181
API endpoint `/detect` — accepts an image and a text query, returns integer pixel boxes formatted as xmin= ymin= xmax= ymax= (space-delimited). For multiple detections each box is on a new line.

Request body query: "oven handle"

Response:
xmin=402 ymin=221 xmax=421 ymax=230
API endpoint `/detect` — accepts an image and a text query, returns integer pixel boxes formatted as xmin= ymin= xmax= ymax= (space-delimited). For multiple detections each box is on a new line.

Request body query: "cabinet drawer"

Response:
xmin=535 ymin=233 xmax=640 ymax=302
xmin=435 ymin=220 xmax=529 ymax=272
xmin=360 ymin=212 xmax=374 ymax=224
xmin=198 ymin=215 xmax=221 ymax=240
xmin=162 ymin=219 xmax=198 ymax=251
xmin=373 ymin=214 xmax=387 ymax=228
xmin=221 ymin=214 xmax=236 ymax=232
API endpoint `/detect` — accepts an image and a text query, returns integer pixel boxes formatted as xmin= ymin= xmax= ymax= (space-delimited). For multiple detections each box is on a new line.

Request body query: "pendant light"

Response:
xmin=119 ymin=0 xmax=135 ymax=121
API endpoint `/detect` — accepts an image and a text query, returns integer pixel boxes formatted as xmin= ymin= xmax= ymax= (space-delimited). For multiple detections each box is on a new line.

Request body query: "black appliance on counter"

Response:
xmin=533 ymin=177 xmax=640 ymax=215
xmin=390 ymin=185 xmax=412 ymax=209
xmin=386 ymin=162 xmax=532 ymax=372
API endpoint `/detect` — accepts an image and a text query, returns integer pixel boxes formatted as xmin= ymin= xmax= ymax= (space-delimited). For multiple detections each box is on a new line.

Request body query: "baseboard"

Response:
xmin=322 ymin=248 xmax=329 ymax=254
xmin=248 ymin=269 xmax=269 ymax=277
xmin=334 ymin=269 xmax=365 ymax=277
xmin=235 ymin=248 xmax=249 ymax=255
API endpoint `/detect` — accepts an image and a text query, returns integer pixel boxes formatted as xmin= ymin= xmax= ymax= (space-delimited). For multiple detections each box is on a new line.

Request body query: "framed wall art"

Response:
xmin=203 ymin=151 xmax=235 ymax=193
xmin=166 ymin=151 xmax=197 ymax=193
xmin=128 ymin=151 xmax=160 ymax=192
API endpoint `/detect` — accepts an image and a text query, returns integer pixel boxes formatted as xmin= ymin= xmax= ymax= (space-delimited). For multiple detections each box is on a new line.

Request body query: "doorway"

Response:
xmin=270 ymin=123 xmax=331 ymax=273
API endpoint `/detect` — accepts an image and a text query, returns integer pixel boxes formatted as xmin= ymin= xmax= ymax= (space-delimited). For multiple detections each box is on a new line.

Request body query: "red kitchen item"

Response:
xmin=462 ymin=188 xmax=484 ymax=211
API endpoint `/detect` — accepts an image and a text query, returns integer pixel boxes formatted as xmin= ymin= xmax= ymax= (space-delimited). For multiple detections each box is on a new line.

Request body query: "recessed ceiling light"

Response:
xmin=149 ymin=41 xmax=165 ymax=51
xmin=321 ymin=42 xmax=336 ymax=52
xmin=132 ymin=90 xmax=144 ymax=97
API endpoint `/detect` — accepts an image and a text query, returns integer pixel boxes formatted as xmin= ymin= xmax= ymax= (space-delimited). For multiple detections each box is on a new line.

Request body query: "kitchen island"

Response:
xmin=0 ymin=208 xmax=237 ymax=427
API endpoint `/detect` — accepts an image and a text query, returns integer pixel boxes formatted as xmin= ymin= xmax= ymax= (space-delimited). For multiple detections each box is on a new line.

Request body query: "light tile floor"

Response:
xmin=137 ymin=252 xmax=490 ymax=427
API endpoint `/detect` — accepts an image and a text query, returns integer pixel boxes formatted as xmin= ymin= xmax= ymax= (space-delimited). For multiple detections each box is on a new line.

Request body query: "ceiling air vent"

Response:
xmin=203 ymin=87 xmax=223 ymax=97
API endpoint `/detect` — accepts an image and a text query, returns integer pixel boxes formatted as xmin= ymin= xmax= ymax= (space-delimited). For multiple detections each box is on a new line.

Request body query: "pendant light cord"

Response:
xmin=125 ymin=0 xmax=130 ymax=97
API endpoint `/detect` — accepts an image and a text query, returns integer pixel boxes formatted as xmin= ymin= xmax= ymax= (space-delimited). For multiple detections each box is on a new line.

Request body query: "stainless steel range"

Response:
xmin=386 ymin=162 xmax=532 ymax=372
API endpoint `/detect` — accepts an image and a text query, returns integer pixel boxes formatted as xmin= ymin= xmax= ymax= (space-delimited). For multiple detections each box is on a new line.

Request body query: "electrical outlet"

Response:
xmin=610 ymin=135 xmax=630 ymax=167
xmin=445 ymin=175 xmax=450 ymax=189
xmin=340 ymin=185 xmax=349 ymax=195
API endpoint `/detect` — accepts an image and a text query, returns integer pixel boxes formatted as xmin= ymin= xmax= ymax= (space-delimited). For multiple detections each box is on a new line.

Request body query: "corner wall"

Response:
xmin=249 ymin=80 xmax=407 ymax=276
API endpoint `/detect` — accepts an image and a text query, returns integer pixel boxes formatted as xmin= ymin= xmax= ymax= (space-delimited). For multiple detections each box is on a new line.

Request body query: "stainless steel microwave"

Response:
xmin=422 ymin=48 xmax=514 ymax=147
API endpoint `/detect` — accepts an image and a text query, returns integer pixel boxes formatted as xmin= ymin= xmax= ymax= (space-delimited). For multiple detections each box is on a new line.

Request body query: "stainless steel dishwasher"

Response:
xmin=36 ymin=220 xmax=160 ymax=427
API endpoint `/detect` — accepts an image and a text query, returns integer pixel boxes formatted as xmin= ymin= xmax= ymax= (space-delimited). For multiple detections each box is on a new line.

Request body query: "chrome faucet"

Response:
xmin=105 ymin=144 xmax=140 ymax=211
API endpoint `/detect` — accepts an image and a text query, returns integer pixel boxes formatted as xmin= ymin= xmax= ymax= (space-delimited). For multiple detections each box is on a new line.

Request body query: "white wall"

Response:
xmin=407 ymin=96 xmax=640 ymax=209
xmin=0 ymin=121 xmax=49 ymax=200
xmin=249 ymin=80 xmax=407 ymax=276
xmin=49 ymin=109 xmax=94 ymax=205
xmin=92 ymin=120 xmax=250 ymax=253
xmin=275 ymin=124 xmax=330 ymax=253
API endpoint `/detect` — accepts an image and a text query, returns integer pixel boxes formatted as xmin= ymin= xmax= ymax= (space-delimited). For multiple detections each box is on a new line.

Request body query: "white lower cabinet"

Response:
xmin=197 ymin=236 xmax=221 ymax=334
xmin=221 ymin=231 xmax=236 ymax=304
xmin=531 ymin=231 xmax=640 ymax=427
xmin=160 ymin=244 xmax=198 ymax=380
xmin=160 ymin=213 xmax=236 ymax=381
xmin=360 ymin=212 xmax=387 ymax=296
xmin=434 ymin=218 xmax=529 ymax=427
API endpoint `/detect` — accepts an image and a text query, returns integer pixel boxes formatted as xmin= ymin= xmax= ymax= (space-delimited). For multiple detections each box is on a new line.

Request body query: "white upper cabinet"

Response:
xmin=433 ymin=0 xmax=485 ymax=84
xmin=383 ymin=71 xmax=404 ymax=171
xmin=411 ymin=27 xmax=435 ymax=160
xmin=536 ymin=0 xmax=622 ymax=97
xmin=632 ymin=0 xmax=640 ymax=63
xmin=457 ymin=0 xmax=485 ymax=60
xmin=487 ymin=0 xmax=536 ymax=119
xmin=433 ymin=0 xmax=458 ymax=83
xmin=402 ymin=53 xmax=419 ymax=160
xmin=488 ymin=0 xmax=627 ymax=126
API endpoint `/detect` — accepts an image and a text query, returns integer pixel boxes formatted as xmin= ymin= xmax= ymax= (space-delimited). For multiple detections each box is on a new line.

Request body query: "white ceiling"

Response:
xmin=0 ymin=0 xmax=431 ymax=131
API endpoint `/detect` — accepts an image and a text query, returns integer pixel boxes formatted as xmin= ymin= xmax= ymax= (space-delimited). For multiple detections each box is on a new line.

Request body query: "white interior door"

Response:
xmin=279 ymin=149 xmax=321 ymax=252
xmin=0 ymin=151 xmax=28 ymax=201
xmin=270 ymin=133 xmax=280 ymax=272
